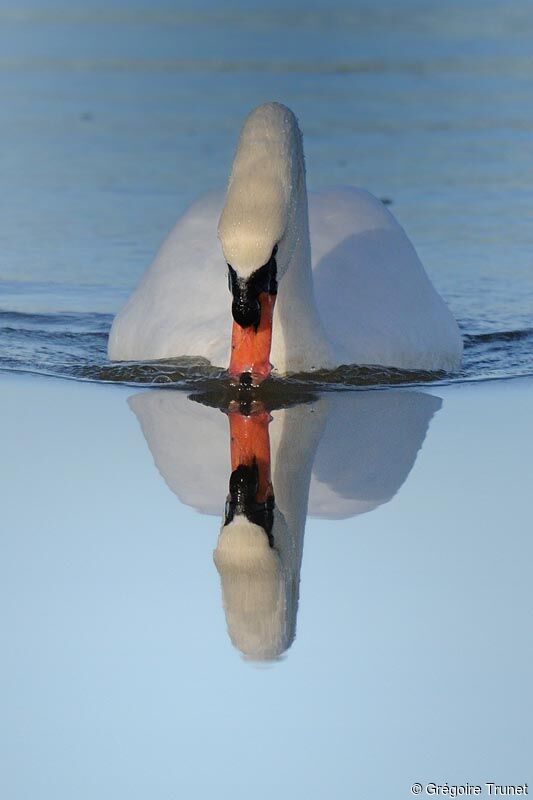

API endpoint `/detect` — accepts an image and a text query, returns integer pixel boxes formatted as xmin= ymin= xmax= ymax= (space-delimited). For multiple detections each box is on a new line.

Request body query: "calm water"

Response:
xmin=1 ymin=2 xmax=532 ymax=797
xmin=1 ymin=371 xmax=532 ymax=798
xmin=0 ymin=0 xmax=532 ymax=387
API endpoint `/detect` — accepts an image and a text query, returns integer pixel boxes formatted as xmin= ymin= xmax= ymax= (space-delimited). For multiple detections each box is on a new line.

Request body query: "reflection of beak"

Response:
xmin=227 ymin=260 xmax=277 ymax=387
xmin=228 ymin=401 xmax=273 ymax=503
xmin=215 ymin=399 xmax=289 ymax=660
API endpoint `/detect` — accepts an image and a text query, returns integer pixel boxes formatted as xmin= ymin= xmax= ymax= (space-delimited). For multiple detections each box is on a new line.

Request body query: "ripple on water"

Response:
xmin=1 ymin=310 xmax=533 ymax=392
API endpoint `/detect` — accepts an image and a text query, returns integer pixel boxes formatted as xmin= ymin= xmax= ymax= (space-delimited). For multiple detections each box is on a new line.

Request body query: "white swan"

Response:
xmin=108 ymin=102 xmax=462 ymax=380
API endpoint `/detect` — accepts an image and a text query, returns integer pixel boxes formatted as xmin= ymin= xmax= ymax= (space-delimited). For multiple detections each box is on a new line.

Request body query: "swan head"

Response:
xmin=218 ymin=102 xmax=305 ymax=385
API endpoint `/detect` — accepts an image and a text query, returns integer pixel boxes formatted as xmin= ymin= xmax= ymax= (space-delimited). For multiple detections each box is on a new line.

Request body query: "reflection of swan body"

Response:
xmin=129 ymin=388 xmax=441 ymax=659
xmin=109 ymin=103 xmax=462 ymax=376
xmin=129 ymin=389 xmax=441 ymax=519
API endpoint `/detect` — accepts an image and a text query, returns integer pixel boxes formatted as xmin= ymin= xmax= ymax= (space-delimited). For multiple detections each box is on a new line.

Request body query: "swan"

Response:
xmin=108 ymin=102 xmax=463 ymax=382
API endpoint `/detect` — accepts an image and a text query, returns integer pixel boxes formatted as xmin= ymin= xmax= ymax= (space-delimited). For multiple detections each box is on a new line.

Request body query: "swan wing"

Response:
xmin=309 ymin=187 xmax=463 ymax=371
xmin=108 ymin=190 xmax=229 ymax=365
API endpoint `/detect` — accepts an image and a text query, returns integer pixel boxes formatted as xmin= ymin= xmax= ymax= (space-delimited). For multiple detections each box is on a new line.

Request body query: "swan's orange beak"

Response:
xmin=228 ymin=292 xmax=276 ymax=386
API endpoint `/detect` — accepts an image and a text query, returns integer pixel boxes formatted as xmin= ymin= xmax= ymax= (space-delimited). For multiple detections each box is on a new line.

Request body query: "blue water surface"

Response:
xmin=1 ymin=0 xmax=532 ymax=334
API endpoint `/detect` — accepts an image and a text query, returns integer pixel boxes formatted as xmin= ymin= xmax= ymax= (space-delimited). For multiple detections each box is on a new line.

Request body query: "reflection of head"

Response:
xmin=214 ymin=514 xmax=293 ymax=661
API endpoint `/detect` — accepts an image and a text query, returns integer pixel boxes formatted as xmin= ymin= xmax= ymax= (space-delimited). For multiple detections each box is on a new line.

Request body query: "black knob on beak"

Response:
xmin=227 ymin=248 xmax=278 ymax=331
xmin=231 ymin=296 xmax=261 ymax=330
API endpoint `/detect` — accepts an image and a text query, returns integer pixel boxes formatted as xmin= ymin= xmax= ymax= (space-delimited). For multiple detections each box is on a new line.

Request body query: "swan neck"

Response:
xmin=272 ymin=182 xmax=332 ymax=372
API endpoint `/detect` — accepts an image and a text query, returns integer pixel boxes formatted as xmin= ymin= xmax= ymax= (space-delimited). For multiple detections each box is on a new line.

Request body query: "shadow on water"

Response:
xmin=128 ymin=386 xmax=441 ymax=661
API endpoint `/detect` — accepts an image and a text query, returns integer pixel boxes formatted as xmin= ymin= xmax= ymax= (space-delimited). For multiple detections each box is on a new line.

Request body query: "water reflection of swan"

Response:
xmin=129 ymin=389 xmax=441 ymax=659
xmin=212 ymin=400 xmax=323 ymax=659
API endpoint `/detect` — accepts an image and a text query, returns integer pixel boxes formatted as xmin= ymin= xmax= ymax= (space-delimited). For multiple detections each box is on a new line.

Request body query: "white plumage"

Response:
xmin=109 ymin=102 xmax=462 ymax=374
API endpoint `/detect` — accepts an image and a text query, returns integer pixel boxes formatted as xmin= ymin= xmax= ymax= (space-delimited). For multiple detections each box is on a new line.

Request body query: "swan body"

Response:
xmin=109 ymin=103 xmax=462 ymax=374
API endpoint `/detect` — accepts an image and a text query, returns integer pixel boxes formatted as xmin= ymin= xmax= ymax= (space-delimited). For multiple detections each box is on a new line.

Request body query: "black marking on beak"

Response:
xmin=239 ymin=373 xmax=253 ymax=388
xmin=224 ymin=461 xmax=275 ymax=545
xmin=228 ymin=245 xmax=278 ymax=330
